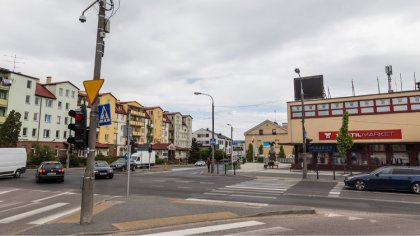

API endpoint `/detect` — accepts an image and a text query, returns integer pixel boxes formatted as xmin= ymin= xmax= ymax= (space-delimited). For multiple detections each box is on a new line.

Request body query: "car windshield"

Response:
xmin=370 ymin=167 xmax=392 ymax=175
xmin=42 ymin=164 xmax=62 ymax=169
xmin=95 ymin=162 xmax=109 ymax=167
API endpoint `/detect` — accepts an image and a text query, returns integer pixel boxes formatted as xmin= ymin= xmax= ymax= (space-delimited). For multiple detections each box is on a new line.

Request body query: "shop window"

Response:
xmin=304 ymin=105 xmax=316 ymax=111
xmin=370 ymin=153 xmax=386 ymax=166
xmin=391 ymin=153 xmax=409 ymax=165
xmin=345 ymin=101 xmax=358 ymax=108
xmin=369 ymin=145 xmax=385 ymax=152
xmin=317 ymin=104 xmax=329 ymax=110
xmin=361 ymin=107 xmax=374 ymax=113
xmin=376 ymin=98 xmax=390 ymax=106
xmin=411 ymin=104 xmax=420 ymax=110
xmin=317 ymin=153 xmax=329 ymax=164
xmin=291 ymin=106 xmax=302 ymax=112
xmin=392 ymin=97 xmax=407 ymax=105
xmin=333 ymin=153 xmax=346 ymax=164
xmin=346 ymin=108 xmax=358 ymax=115
xmin=331 ymin=102 xmax=343 ymax=109
xmin=305 ymin=111 xmax=315 ymax=117
xmin=393 ymin=105 xmax=408 ymax=111
xmin=376 ymin=106 xmax=390 ymax=113
xmin=292 ymin=112 xmax=302 ymax=118
xmin=360 ymin=100 xmax=374 ymax=114
xmin=351 ymin=152 xmax=368 ymax=165
xmin=331 ymin=109 xmax=343 ymax=116
xmin=392 ymin=144 xmax=406 ymax=151
xmin=318 ymin=110 xmax=329 ymax=116
xmin=360 ymin=100 xmax=374 ymax=107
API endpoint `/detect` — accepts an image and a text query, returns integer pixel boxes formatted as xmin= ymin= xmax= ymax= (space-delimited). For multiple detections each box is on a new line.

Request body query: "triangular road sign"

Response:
xmin=83 ymin=79 xmax=104 ymax=104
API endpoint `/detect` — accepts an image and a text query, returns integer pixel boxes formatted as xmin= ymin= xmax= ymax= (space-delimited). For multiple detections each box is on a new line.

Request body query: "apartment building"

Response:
xmin=144 ymin=107 xmax=164 ymax=144
xmin=115 ymin=102 xmax=127 ymax=156
xmin=164 ymin=112 xmax=193 ymax=161
xmin=192 ymin=128 xmax=232 ymax=153
xmin=120 ymin=101 xmax=146 ymax=144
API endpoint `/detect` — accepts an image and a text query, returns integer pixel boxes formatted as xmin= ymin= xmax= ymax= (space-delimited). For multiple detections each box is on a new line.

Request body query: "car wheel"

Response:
xmin=131 ymin=166 xmax=136 ymax=171
xmin=109 ymin=174 xmax=114 ymax=179
xmin=411 ymin=182 xmax=420 ymax=194
xmin=354 ymin=180 xmax=366 ymax=191
xmin=36 ymin=176 xmax=41 ymax=184
xmin=14 ymin=170 xmax=21 ymax=178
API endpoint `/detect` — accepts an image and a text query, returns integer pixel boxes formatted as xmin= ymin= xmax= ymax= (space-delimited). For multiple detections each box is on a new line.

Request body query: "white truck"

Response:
xmin=131 ymin=150 xmax=156 ymax=168
xmin=0 ymin=148 xmax=27 ymax=178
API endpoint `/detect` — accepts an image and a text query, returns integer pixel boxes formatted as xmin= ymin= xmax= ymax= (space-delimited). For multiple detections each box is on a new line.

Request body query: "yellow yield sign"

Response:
xmin=83 ymin=79 xmax=104 ymax=104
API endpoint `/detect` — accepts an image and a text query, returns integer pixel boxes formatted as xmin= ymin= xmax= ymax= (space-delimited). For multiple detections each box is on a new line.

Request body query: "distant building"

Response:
xmin=192 ymin=128 xmax=232 ymax=153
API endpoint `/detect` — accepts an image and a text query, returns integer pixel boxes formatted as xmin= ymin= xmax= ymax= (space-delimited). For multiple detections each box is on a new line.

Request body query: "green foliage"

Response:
xmin=199 ymin=149 xmax=210 ymax=161
xmin=256 ymin=156 xmax=264 ymax=163
xmin=27 ymin=144 xmax=54 ymax=168
xmin=258 ymin=144 xmax=263 ymax=155
xmin=0 ymin=110 xmax=22 ymax=147
xmin=336 ymin=111 xmax=354 ymax=156
xmin=246 ymin=144 xmax=254 ymax=162
xmin=214 ymin=149 xmax=225 ymax=161
xmin=278 ymin=145 xmax=286 ymax=158
xmin=189 ymin=138 xmax=201 ymax=162
xmin=156 ymin=158 xmax=165 ymax=165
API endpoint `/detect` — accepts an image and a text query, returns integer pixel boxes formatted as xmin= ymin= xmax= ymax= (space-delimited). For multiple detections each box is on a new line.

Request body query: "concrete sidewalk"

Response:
xmin=22 ymin=194 xmax=315 ymax=235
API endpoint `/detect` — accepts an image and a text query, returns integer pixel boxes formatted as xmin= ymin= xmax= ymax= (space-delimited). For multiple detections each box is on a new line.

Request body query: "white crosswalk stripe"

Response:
xmin=0 ymin=202 xmax=68 ymax=223
xmin=329 ymin=182 xmax=345 ymax=197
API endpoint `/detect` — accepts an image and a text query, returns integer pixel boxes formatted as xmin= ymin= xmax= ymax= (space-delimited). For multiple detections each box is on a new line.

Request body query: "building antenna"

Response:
xmin=377 ymin=76 xmax=381 ymax=94
xmin=414 ymin=72 xmax=417 ymax=90
xmin=328 ymin=87 xmax=331 ymax=98
xmin=274 ymin=109 xmax=277 ymax=123
xmin=3 ymin=54 xmax=25 ymax=72
xmin=351 ymin=80 xmax=355 ymax=96
xmin=394 ymin=78 xmax=398 ymax=92
xmin=400 ymin=73 xmax=403 ymax=91
xmin=385 ymin=65 xmax=393 ymax=93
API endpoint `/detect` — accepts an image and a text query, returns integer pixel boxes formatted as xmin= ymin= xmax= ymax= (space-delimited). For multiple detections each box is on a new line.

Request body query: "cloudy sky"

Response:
xmin=1 ymin=0 xmax=420 ymax=140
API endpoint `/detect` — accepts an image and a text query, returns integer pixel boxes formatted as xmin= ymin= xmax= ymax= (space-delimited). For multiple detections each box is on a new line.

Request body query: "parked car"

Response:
xmin=110 ymin=158 xmax=136 ymax=171
xmin=0 ymin=148 xmax=27 ymax=178
xmin=94 ymin=161 xmax=114 ymax=179
xmin=35 ymin=161 xmax=65 ymax=183
xmin=194 ymin=160 xmax=206 ymax=166
xmin=344 ymin=166 xmax=420 ymax=194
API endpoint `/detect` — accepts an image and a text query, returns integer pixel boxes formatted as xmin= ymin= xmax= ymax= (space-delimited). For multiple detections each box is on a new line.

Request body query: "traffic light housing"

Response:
xmin=305 ymin=138 xmax=313 ymax=152
xmin=67 ymin=106 xmax=88 ymax=150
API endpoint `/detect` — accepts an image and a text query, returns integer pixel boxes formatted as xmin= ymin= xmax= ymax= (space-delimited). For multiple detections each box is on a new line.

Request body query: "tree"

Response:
xmin=189 ymin=138 xmax=201 ymax=162
xmin=336 ymin=111 xmax=354 ymax=159
xmin=258 ymin=144 xmax=263 ymax=155
xmin=278 ymin=145 xmax=286 ymax=158
xmin=0 ymin=110 xmax=22 ymax=147
xmin=27 ymin=143 xmax=54 ymax=167
xmin=246 ymin=144 xmax=253 ymax=162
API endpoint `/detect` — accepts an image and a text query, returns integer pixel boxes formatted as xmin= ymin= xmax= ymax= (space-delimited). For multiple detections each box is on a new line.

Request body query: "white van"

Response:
xmin=0 ymin=148 xmax=27 ymax=178
xmin=131 ymin=150 xmax=156 ymax=168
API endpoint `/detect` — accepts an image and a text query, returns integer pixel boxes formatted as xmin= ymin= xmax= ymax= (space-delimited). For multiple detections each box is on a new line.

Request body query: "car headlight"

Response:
xmin=94 ymin=170 xmax=98 ymax=173
xmin=345 ymin=176 xmax=355 ymax=180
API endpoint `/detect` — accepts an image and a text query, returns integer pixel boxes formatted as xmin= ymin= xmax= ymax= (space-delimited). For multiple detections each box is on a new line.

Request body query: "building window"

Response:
xmin=65 ymin=89 xmax=69 ymax=97
xmin=25 ymin=95 xmax=30 ymax=104
xmin=292 ymin=112 xmax=302 ymax=118
xmin=22 ymin=128 xmax=27 ymax=137
xmin=45 ymin=114 xmax=52 ymax=123
xmin=24 ymin=111 xmax=29 ymax=120
xmin=105 ymin=134 xmax=109 ymax=142
xmin=35 ymin=97 xmax=40 ymax=106
xmin=305 ymin=111 xmax=316 ymax=117
xmin=351 ymin=152 xmax=368 ymax=165
xmin=43 ymin=129 xmax=50 ymax=138
xmin=376 ymin=106 xmax=390 ymax=113
xmin=65 ymin=103 xmax=69 ymax=110
xmin=65 ymin=117 xmax=69 ymax=125
xmin=58 ymin=101 xmax=62 ymax=109
xmin=27 ymin=80 xmax=32 ymax=89
xmin=72 ymin=91 xmax=75 ymax=98
xmin=32 ymin=128 xmax=37 ymax=137
xmin=46 ymin=99 xmax=53 ymax=108
xmin=56 ymin=130 xmax=60 ymax=138
xmin=64 ymin=131 xmax=67 ymax=139
xmin=59 ymin=88 xmax=63 ymax=96
xmin=57 ymin=116 xmax=61 ymax=124
xmin=259 ymin=129 xmax=263 ymax=135
xmin=272 ymin=129 xmax=276 ymax=135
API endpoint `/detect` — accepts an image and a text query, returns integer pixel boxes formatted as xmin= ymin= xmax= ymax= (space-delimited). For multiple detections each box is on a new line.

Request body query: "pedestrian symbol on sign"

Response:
xmin=98 ymin=103 xmax=112 ymax=126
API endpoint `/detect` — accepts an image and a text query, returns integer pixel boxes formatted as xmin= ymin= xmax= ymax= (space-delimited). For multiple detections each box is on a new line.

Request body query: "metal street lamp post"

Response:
xmin=194 ymin=92 xmax=215 ymax=174
xmin=295 ymin=68 xmax=307 ymax=179
xmin=227 ymin=124 xmax=233 ymax=167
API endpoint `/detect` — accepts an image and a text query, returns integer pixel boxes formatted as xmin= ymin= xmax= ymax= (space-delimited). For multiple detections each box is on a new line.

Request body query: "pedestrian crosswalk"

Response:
xmin=201 ymin=178 xmax=300 ymax=200
xmin=329 ymin=182 xmax=345 ymax=198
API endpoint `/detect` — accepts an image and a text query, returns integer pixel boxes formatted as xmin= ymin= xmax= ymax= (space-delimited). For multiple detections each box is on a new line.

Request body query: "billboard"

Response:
xmin=294 ymin=75 xmax=325 ymax=101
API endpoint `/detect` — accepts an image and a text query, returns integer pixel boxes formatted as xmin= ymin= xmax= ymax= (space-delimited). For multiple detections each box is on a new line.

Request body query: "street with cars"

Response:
xmin=0 ymin=164 xmax=420 ymax=235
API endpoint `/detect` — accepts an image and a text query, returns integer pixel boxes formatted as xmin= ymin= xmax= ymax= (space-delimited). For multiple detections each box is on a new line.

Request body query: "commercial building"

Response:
xmin=287 ymin=89 xmax=420 ymax=170
xmin=192 ymin=128 xmax=232 ymax=153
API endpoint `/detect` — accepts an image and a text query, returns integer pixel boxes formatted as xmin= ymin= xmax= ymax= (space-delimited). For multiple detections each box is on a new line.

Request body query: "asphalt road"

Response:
xmin=1 ymin=166 xmax=420 ymax=235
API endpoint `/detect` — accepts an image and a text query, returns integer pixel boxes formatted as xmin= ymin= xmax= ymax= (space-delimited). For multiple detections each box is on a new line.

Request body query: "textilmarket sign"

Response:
xmin=319 ymin=129 xmax=402 ymax=140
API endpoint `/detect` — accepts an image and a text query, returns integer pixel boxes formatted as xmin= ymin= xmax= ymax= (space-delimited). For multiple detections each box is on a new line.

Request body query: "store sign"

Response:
xmin=319 ymin=129 xmax=402 ymax=140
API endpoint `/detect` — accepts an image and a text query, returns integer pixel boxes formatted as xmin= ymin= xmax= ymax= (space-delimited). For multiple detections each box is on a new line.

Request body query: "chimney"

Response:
xmin=46 ymin=76 xmax=52 ymax=84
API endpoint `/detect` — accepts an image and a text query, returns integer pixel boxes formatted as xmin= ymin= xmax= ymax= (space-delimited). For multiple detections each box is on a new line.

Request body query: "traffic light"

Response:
xmin=305 ymin=138 xmax=313 ymax=152
xmin=67 ymin=106 xmax=88 ymax=150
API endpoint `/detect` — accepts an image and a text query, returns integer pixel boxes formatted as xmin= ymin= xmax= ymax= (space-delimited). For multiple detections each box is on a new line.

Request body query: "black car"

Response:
xmin=344 ymin=166 xmax=420 ymax=194
xmin=35 ymin=161 xmax=65 ymax=183
xmin=110 ymin=158 xmax=136 ymax=171
xmin=94 ymin=161 xmax=114 ymax=179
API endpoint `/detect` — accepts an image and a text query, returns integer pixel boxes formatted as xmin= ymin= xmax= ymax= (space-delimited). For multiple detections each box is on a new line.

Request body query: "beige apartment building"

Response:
xmin=244 ymin=120 xmax=292 ymax=157
xmin=287 ymin=89 xmax=420 ymax=170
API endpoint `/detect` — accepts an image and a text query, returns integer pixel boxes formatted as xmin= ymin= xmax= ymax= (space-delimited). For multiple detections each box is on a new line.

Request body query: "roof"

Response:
xmin=119 ymin=101 xmax=143 ymax=107
xmin=164 ymin=111 xmax=182 ymax=116
xmin=143 ymin=106 xmax=163 ymax=111
xmin=44 ymin=81 xmax=80 ymax=90
xmin=0 ymin=67 xmax=41 ymax=81
xmin=163 ymin=115 xmax=171 ymax=123
xmin=244 ymin=120 xmax=288 ymax=135
xmin=35 ymin=83 xmax=56 ymax=99
xmin=98 ymin=92 xmax=118 ymax=101
xmin=182 ymin=115 xmax=193 ymax=119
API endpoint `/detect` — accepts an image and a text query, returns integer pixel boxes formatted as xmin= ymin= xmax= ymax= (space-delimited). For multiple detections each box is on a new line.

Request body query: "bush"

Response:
xmin=58 ymin=155 xmax=87 ymax=168
xmin=27 ymin=144 xmax=54 ymax=168
xmin=156 ymin=158 xmax=165 ymax=165
xmin=256 ymin=156 xmax=264 ymax=163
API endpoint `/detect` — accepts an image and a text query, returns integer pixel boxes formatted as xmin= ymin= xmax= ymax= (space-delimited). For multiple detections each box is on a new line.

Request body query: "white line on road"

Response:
xmin=31 ymin=192 xmax=74 ymax=203
xmin=186 ymin=198 xmax=268 ymax=207
xmin=0 ymin=189 xmax=19 ymax=195
xmin=203 ymin=193 xmax=227 ymax=196
xmin=142 ymin=220 xmax=265 ymax=236
xmin=328 ymin=182 xmax=344 ymax=198
xmin=177 ymin=187 xmax=192 ymax=189
xmin=225 ymin=226 xmax=292 ymax=235
xmin=230 ymin=194 xmax=276 ymax=199
xmin=199 ymin=182 xmax=214 ymax=184
xmin=175 ymin=180 xmax=191 ymax=183
xmin=225 ymin=186 xmax=288 ymax=191
xmin=0 ymin=202 xmax=39 ymax=213
xmin=29 ymin=207 xmax=80 ymax=225
xmin=0 ymin=202 xmax=68 ymax=223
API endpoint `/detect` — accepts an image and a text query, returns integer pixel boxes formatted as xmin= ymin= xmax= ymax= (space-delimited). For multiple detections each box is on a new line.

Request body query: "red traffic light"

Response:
xmin=68 ymin=110 xmax=85 ymax=121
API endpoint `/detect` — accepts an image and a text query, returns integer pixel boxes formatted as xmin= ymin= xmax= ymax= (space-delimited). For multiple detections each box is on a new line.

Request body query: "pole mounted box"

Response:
xmin=67 ymin=105 xmax=88 ymax=150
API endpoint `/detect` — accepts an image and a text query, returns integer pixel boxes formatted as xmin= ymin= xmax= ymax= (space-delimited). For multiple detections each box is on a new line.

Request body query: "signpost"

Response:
xmin=98 ymin=103 xmax=111 ymax=126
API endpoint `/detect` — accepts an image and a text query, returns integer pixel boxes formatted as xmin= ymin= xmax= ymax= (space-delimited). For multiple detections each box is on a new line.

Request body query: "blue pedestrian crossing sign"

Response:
xmin=98 ymin=103 xmax=112 ymax=126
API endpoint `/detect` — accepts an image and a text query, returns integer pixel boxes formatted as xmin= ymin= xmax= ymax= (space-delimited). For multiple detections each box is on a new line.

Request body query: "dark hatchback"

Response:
xmin=94 ymin=161 xmax=114 ymax=179
xmin=35 ymin=161 xmax=65 ymax=183
xmin=344 ymin=166 xmax=420 ymax=194
xmin=110 ymin=158 xmax=136 ymax=171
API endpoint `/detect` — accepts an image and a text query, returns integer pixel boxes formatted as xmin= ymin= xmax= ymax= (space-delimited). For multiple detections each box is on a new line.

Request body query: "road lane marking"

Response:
xmin=177 ymin=187 xmax=192 ymax=189
xmin=204 ymin=193 xmax=227 ymax=196
xmin=0 ymin=202 xmax=39 ymax=213
xmin=186 ymin=198 xmax=268 ymax=207
xmin=216 ymin=188 xmax=282 ymax=194
xmin=225 ymin=186 xmax=288 ymax=191
xmin=230 ymin=194 xmax=276 ymax=199
xmin=29 ymin=207 xmax=80 ymax=225
xmin=199 ymin=182 xmax=214 ymax=184
xmin=348 ymin=216 xmax=364 ymax=221
xmin=327 ymin=213 xmax=342 ymax=217
xmin=328 ymin=182 xmax=344 ymax=197
xmin=0 ymin=202 xmax=68 ymax=223
xmin=176 ymin=180 xmax=191 ymax=183
xmin=113 ymin=212 xmax=239 ymax=231
xmin=0 ymin=189 xmax=19 ymax=195
xmin=0 ymin=201 xmax=23 ymax=209
xmin=142 ymin=220 xmax=265 ymax=236
xmin=225 ymin=226 xmax=292 ymax=235
xmin=31 ymin=192 xmax=74 ymax=203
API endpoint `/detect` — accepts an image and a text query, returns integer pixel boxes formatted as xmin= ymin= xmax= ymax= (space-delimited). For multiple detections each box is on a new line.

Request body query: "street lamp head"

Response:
xmin=79 ymin=14 xmax=87 ymax=23
xmin=194 ymin=92 xmax=202 ymax=95
xmin=294 ymin=68 xmax=300 ymax=74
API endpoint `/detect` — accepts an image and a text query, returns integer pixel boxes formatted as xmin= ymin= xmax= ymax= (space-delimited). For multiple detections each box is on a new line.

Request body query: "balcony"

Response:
xmin=0 ymin=98 xmax=7 ymax=107
xmin=0 ymin=85 xmax=9 ymax=91
xmin=129 ymin=120 xmax=143 ymax=127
